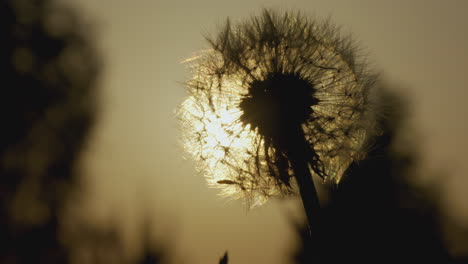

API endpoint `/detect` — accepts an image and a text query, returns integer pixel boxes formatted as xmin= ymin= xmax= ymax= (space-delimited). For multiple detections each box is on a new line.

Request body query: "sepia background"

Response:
xmin=63 ymin=0 xmax=468 ymax=263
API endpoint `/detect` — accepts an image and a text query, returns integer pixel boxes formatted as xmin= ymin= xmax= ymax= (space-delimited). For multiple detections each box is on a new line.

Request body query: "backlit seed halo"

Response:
xmin=179 ymin=10 xmax=377 ymax=207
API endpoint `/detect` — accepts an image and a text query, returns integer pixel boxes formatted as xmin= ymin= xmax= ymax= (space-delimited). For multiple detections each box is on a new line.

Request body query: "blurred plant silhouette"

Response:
xmin=65 ymin=222 xmax=168 ymax=264
xmin=218 ymin=251 xmax=228 ymax=264
xmin=0 ymin=0 xmax=98 ymax=262
xmin=0 ymin=0 xmax=166 ymax=263
xmin=290 ymin=86 xmax=468 ymax=263
xmin=179 ymin=9 xmax=379 ymax=231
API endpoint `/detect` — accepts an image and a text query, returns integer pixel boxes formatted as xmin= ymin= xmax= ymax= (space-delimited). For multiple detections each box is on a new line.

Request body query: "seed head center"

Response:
xmin=240 ymin=73 xmax=318 ymax=146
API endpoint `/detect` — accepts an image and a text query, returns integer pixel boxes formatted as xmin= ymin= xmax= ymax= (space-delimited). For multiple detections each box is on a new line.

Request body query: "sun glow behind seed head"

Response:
xmin=179 ymin=78 xmax=270 ymax=205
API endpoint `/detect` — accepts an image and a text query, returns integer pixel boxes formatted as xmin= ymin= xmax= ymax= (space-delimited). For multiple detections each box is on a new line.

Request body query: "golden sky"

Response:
xmin=71 ymin=0 xmax=468 ymax=263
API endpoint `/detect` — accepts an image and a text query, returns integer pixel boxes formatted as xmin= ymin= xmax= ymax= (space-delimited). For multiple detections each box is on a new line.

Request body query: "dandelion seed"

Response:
xmin=217 ymin=180 xmax=238 ymax=185
xmin=178 ymin=9 xmax=378 ymax=216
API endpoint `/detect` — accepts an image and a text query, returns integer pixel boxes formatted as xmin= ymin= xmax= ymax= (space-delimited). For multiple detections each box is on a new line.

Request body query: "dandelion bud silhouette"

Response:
xmin=179 ymin=9 xmax=378 ymax=220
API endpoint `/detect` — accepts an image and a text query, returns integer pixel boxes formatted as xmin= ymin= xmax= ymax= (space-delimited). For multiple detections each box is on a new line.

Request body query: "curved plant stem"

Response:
xmin=287 ymin=127 xmax=322 ymax=235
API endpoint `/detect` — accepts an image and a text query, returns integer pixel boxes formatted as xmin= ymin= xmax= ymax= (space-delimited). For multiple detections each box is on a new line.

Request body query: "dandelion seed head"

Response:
xmin=178 ymin=10 xmax=378 ymax=207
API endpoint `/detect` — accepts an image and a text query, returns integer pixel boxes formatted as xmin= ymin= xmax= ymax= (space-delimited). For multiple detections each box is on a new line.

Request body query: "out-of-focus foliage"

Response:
xmin=0 ymin=0 xmax=98 ymax=262
xmin=0 ymin=1 xmax=167 ymax=263
xmin=0 ymin=0 xmax=98 ymax=227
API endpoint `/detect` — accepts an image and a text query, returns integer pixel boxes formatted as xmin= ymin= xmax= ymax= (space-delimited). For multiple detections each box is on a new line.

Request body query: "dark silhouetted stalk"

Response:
xmin=287 ymin=127 xmax=322 ymax=233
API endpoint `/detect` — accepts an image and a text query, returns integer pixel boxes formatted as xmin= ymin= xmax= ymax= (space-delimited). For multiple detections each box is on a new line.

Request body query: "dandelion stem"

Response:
xmin=287 ymin=127 xmax=321 ymax=235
